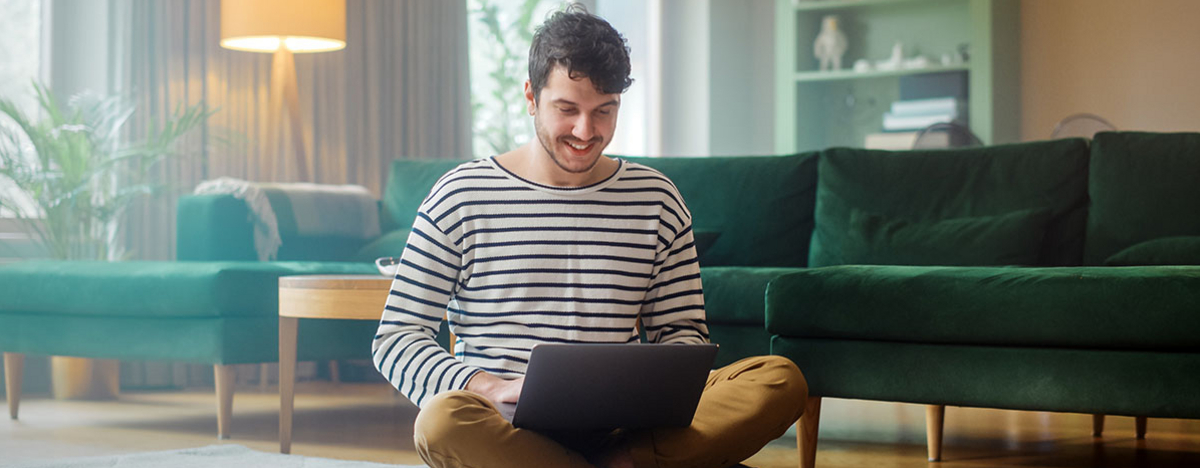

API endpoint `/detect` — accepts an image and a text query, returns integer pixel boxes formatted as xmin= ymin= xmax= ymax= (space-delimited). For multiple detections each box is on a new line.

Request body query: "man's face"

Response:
xmin=526 ymin=66 xmax=620 ymax=176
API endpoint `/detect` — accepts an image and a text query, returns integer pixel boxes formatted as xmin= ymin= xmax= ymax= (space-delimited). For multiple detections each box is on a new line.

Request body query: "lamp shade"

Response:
xmin=220 ymin=0 xmax=346 ymax=53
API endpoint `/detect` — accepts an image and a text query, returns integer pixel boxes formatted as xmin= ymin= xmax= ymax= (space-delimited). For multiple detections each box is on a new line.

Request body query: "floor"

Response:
xmin=3 ymin=381 xmax=1200 ymax=467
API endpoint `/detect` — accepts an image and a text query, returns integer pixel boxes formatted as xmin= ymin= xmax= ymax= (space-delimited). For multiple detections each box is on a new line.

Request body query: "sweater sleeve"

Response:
xmin=372 ymin=210 xmax=480 ymax=408
xmin=641 ymin=221 xmax=710 ymax=345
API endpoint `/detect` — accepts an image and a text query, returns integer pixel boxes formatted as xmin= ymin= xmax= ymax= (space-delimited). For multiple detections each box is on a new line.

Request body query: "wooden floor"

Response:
xmin=3 ymin=381 xmax=1200 ymax=467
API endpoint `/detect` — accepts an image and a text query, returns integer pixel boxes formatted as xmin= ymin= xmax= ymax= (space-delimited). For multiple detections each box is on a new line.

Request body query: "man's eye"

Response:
xmin=559 ymin=108 xmax=577 ymax=114
xmin=597 ymin=110 xmax=612 ymax=116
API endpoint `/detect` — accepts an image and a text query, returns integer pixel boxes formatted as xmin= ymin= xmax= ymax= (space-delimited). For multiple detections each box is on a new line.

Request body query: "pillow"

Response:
xmin=1104 ymin=236 xmax=1200 ymax=266
xmin=692 ymin=230 xmax=721 ymax=261
xmin=353 ymin=229 xmax=411 ymax=262
xmin=814 ymin=207 xmax=1053 ymax=267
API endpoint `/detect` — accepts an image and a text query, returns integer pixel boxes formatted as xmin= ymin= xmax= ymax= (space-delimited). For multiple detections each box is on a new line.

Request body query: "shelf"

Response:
xmin=794 ymin=64 xmax=968 ymax=83
xmin=792 ymin=0 xmax=956 ymax=12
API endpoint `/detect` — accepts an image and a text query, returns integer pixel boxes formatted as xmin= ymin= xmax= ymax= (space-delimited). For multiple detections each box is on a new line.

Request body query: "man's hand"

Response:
xmin=465 ymin=371 xmax=525 ymax=405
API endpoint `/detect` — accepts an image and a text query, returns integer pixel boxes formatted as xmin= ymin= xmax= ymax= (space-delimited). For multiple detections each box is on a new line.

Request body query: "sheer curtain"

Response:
xmin=114 ymin=0 xmax=471 ymax=262
xmin=108 ymin=0 xmax=470 ymax=387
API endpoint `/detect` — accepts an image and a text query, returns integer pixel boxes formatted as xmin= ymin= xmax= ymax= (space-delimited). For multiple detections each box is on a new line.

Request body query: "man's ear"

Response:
xmin=524 ymin=81 xmax=536 ymax=115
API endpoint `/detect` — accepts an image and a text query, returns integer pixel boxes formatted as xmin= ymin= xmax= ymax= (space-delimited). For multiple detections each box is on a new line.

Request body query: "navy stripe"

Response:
xmin=650 ymin=273 xmax=702 ymax=292
xmin=379 ymin=319 xmax=436 ymax=334
xmin=452 ymin=332 xmax=591 ymax=344
xmin=458 ymin=226 xmax=659 ymax=245
xmin=469 ymin=267 xmax=651 ymax=280
xmin=400 ymin=258 xmax=457 ymax=285
xmin=642 ymin=304 xmax=706 ymax=319
xmin=460 ymin=281 xmax=648 ymax=293
xmin=408 ymin=244 xmax=460 ymax=271
xmin=387 ymin=338 xmax=426 ymax=384
xmin=394 ymin=274 xmax=452 ymax=296
xmin=421 ymin=164 xmax=495 ymax=205
xmin=411 ymin=225 xmax=459 ymax=257
xmin=447 ymin=212 xmax=662 ymax=233
xmin=449 ymin=307 xmax=635 ymax=320
xmin=455 ymin=295 xmax=644 ymax=306
xmin=451 ymin=320 xmax=633 ymax=334
xmin=646 ymin=289 xmax=704 ymax=304
xmin=463 ymin=239 xmax=656 ymax=255
xmin=425 ymin=175 xmax=509 ymax=205
xmin=464 ymin=253 xmax=655 ymax=269
xmin=454 ymin=351 xmax=529 ymax=364
xmin=384 ymin=304 xmax=443 ymax=322
xmin=397 ymin=342 xmax=440 ymax=395
xmin=601 ymin=186 xmax=682 ymax=209
xmin=430 ymin=186 xmax=533 ymax=217
xmin=659 ymin=256 xmax=699 ymax=275
xmin=415 ymin=353 xmax=457 ymax=404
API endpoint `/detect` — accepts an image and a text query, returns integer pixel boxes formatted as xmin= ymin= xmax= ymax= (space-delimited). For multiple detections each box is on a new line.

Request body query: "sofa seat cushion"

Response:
xmin=0 ymin=261 xmax=376 ymax=319
xmin=766 ymin=265 xmax=1200 ymax=350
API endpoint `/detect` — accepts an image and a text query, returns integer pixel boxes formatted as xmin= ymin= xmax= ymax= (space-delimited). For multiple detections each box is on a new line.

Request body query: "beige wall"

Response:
xmin=1021 ymin=0 xmax=1200 ymax=140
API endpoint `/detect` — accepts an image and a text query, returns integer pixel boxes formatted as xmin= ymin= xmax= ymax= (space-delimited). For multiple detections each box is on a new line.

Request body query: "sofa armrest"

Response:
xmin=177 ymin=194 xmax=259 ymax=261
xmin=700 ymin=266 xmax=802 ymax=325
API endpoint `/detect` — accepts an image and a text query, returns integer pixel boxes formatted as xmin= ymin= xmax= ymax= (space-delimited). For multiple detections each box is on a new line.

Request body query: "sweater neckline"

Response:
xmin=487 ymin=156 xmax=626 ymax=195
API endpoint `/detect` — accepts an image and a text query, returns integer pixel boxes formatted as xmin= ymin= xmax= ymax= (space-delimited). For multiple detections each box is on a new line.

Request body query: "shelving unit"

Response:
xmin=774 ymin=0 xmax=1019 ymax=153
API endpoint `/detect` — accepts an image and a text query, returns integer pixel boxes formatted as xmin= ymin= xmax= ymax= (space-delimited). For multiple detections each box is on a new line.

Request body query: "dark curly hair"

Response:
xmin=528 ymin=5 xmax=633 ymax=100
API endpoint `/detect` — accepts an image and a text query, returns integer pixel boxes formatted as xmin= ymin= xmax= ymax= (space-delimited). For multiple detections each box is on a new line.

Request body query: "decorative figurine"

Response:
xmin=814 ymin=15 xmax=848 ymax=71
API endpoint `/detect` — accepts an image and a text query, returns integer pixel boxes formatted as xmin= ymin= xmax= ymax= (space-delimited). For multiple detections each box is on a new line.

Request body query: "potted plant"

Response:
xmin=0 ymin=82 xmax=211 ymax=261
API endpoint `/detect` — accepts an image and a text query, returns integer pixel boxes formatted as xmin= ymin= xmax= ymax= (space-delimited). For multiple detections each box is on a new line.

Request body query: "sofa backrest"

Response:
xmin=809 ymin=139 xmax=1091 ymax=267
xmin=1085 ymin=131 xmax=1200 ymax=265
xmin=380 ymin=154 xmax=819 ymax=268
xmin=623 ymin=153 xmax=818 ymax=267
xmin=177 ymin=194 xmax=375 ymax=262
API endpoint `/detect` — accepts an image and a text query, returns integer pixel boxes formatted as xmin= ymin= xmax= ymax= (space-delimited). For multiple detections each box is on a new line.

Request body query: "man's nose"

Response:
xmin=572 ymin=115 xmax=594 ymax=141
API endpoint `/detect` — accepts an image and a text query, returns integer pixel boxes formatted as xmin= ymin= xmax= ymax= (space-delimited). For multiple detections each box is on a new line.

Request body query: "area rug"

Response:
xmin=4 ymin=444 xmax=429 ymax=468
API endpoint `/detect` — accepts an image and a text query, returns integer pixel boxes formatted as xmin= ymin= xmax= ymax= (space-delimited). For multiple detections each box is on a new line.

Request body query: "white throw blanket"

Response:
xmin=193 ymin=178 xmax=380 ymax=261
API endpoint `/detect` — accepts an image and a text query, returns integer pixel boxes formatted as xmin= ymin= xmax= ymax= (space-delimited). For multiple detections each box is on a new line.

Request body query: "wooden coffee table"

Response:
xmin=276 ymin=274 xmax=454 ymax=453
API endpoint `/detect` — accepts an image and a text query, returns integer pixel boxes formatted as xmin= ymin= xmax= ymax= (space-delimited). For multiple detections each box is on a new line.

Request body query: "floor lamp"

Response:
xmin=220 ymin=0 xmax=346 ymax=181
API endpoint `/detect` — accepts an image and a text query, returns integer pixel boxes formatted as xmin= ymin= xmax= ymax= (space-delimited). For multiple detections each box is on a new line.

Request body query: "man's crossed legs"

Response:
xmin=413 ymin=355 xmax=807 ymax=468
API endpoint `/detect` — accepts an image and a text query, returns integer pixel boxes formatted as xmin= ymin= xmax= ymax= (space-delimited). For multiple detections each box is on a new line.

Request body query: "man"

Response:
xmin=373 ymin=6 xmax=806 ymax=468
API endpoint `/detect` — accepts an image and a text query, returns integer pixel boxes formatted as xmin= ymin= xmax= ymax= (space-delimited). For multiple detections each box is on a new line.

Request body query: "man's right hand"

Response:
xmin=465 ymin=371 xmax=525 ymax=405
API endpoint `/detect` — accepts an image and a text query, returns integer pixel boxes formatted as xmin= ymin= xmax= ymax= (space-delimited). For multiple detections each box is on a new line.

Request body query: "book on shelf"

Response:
xmin=889 ymin=97 xmax=963 ymax=116
xmin=864 ymin=131 xmax=949 ymax=150
xmin=882 ymin=113 xmax=958 ymax=132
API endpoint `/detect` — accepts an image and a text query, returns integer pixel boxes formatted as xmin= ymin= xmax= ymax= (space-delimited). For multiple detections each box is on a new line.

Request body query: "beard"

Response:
xmin=534 ymin=111 xmax=603 ymax=175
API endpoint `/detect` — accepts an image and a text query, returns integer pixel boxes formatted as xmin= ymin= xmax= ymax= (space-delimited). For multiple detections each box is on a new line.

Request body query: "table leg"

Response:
xmin=279 ymin=316 xmax=298 ymax=454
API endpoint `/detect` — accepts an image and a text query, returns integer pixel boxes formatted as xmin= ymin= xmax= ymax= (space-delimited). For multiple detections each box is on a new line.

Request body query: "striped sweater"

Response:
xmin=372 ymin=156 xmax=709 ymax=408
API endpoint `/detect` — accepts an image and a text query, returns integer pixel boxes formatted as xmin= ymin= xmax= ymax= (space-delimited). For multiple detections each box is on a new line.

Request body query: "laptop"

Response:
xmin=496 ymin=343 xmax=719 ymax=431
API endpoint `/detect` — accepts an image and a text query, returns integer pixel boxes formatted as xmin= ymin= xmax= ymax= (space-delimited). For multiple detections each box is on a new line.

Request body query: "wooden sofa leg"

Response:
xmin=926 ymin=405 xmax=945 ymax=462
xmin=798 ymin=396 xmax=821 ymax=468
xmin=214 ymin=364 xmax=236 ymax=439
xmin=1136 ymin=416 xmax=1147 ymax=439
xmin=1092 ymin=414 xmax=1105 ymax=437
xmin=4 ymin=353 xmax=23 ymax=420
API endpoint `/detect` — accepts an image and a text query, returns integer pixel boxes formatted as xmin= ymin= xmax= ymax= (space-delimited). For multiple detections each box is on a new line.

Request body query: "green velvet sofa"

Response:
xmin=767 ymin=132 xmax=1200 ymax=467
xmin=0 ymin=153 xmax=818 ymax=439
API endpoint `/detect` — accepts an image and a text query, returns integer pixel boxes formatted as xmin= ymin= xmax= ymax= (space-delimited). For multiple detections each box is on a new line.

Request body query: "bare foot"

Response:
xmin=590 ymin=444 xmax=635 ymax=468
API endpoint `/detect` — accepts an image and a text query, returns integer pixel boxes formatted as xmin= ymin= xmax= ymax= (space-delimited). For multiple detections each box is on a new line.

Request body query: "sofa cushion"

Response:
xmin=0 ymin=261 xmax=376 ymax=318
xmin=625 ymin=153 xmax=819 ymax=267
xmin=809 ymin=139 xmax=1091 ymax=267
xmin=1104 ymin=236 xmax=1200 ymax=266
xmin=1086 ymin=131 xmax=1200 ymax=265
xmin=765 ymin=265 xmax=1200 ymax=350
xmin=353 ymin=229 xmax=412 ymax=262
xmin=815 ymin=207 xmax=1052 ymax=266
xmin=177 ymin=194 xmax=372 ymax=262
xmin=380 ymin=159 xmax=472 ymax=232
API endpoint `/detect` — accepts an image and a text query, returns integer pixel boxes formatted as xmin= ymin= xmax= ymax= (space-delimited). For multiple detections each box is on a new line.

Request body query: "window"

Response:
xmin=0 ymin=0 xmax=43 ymax=218
xmin=466 ymin=0 xmax=559 ymax=158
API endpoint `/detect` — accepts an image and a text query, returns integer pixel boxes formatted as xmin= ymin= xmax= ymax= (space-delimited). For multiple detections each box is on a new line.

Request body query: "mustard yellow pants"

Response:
xmin=412 ymin=355 xmax=807 ymax=468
